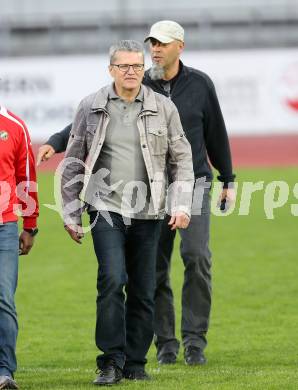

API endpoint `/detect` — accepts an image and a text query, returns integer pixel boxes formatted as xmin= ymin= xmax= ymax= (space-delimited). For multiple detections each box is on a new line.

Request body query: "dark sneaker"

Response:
xmin=158 ymin=352 xmax=177 ymax=365
xmin=0 ymin=376 xmax=19 ymax=390
xmin=123 ymin=368 xmax=151 ymax=381
xmin=184 ymin=346 xmax=207 ymax=365
xmin=93 ymin=361 xmax=123 ymax=385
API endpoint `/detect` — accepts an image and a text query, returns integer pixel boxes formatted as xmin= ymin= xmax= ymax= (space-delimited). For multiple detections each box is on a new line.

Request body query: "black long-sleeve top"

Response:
xmin=47 ymin=123 xmax=71 ymax=153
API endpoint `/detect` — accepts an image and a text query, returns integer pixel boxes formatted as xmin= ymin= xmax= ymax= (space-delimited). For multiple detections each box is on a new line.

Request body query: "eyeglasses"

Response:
xmin=110 ymin=63 xmax=145 ymax=73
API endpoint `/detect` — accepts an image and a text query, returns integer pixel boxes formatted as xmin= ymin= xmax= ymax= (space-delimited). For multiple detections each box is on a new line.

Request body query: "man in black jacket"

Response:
xmin=37 ymin=20 xmax=235 ymax=367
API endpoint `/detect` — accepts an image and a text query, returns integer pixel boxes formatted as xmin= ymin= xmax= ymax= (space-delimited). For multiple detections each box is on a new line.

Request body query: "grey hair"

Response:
xmin=109 ymin=40 xmax=144 ymax=64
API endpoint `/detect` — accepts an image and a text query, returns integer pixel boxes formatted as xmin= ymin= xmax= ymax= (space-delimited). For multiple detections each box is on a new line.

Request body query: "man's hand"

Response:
xmin=19 ymin=231 xmax=35 ymax=255
xmin=218 ymin=187 xmax=236 ymax=212
xmin=168 ymin=212 xmax=190 ymax=230
xmin=65 ymin=224 xmax=84 ymax=244
xmin=37 ymin=144 xmax=55 ymax=166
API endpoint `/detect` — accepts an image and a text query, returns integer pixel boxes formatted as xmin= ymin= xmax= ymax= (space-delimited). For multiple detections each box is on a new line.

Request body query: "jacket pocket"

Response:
xmin=86 ymin=124 xmax=97 ymax=150
xmin=147 ymin=126 xmax=168 ymax=155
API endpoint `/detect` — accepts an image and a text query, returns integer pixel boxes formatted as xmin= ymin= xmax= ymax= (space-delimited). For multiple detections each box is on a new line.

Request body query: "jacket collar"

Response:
xmin=179 ymin=60 xmax=188 ymax=76
xmin=91 ymin=84 xmax=157 ymax=113
xmin=91 ymin=85 xmax=110 ymax=111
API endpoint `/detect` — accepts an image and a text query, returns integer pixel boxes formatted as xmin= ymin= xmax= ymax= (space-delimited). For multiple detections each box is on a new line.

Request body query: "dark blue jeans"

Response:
xmin=0 ymin=222 xmax=19 ymax=377
xmin=89 ymin=212 xmax=161 ymax=371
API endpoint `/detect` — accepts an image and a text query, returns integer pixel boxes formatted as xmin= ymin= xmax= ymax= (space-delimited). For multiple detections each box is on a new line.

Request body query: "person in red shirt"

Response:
xmin=0 ymin=105 xmax=39 ymax=390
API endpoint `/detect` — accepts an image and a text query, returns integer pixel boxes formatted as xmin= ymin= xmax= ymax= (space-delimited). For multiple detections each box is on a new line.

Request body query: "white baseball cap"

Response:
xmin=144 ymin=20 xmax=184 ymax=43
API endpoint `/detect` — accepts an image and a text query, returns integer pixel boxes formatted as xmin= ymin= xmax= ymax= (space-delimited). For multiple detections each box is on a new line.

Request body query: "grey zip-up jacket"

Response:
xmin=61 ymin=84 xmax=194 ymax=225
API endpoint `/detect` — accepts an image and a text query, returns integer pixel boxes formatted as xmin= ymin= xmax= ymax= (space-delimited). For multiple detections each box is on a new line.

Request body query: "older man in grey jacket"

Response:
xmin=61 ymin=40 xmax=194 ymax=386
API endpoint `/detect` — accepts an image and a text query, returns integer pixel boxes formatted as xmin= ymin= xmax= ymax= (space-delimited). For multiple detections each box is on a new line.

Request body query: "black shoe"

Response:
xmin=93 ymin=361 xmax=123 ymax=386
xmin=0 ymin=376 xmax=19 ymax=390
xmin=123 ymin=368 xmax=151 ymax=381
xmin=184 ymin=346 xmax=207 ymax=365
xmin=158 ymin=352 xmax=177 ymax=365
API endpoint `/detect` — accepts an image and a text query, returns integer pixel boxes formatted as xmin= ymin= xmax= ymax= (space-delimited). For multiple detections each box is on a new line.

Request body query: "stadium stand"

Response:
xmin=0 ymin=0 xmax=297 ymax=56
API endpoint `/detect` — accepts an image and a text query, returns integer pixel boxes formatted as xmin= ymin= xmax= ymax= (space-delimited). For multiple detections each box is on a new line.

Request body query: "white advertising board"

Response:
xmin=0 ymin=48 xmax=298 ymax=141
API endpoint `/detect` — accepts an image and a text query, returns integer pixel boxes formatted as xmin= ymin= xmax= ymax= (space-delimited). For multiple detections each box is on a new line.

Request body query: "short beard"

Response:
xmin=149 ymin=63 xmax=165 ymax=80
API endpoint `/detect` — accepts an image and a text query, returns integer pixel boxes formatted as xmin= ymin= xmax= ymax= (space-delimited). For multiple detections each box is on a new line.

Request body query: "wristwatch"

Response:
xmin=24 ymin=228 xmax=39 ymax=237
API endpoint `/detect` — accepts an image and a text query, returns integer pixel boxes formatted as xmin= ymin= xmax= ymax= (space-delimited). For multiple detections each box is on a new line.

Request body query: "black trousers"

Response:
xmin=154 ymin=190 xmax=212 ymax=356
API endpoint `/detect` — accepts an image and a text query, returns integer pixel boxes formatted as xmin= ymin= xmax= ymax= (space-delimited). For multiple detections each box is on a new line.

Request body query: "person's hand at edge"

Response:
xmin=168 ymin=212 xmax=190 ymax=230
xmin=65 ymin=224 xmax=84 ymax=244
xmin=37 ymin=144 xmax=56 ymax=166
xmin=19 ymin=231 xmax=35 ymax=255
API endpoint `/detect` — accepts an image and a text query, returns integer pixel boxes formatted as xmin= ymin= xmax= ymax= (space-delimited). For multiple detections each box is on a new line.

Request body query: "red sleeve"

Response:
xmin=14 ymin=116 xmax=39 ymax=229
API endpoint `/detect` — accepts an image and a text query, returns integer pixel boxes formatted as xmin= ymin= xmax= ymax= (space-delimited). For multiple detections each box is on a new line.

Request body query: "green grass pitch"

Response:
xmin=15 ymin=167 xmax=298 ymax=389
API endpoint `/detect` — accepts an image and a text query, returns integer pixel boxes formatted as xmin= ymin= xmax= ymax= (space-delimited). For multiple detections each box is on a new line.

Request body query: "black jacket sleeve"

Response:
xmin=204 ymin=81 xmax=235 ymax=186
xmin=46 ymin=123 xmax=72 ymax=153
